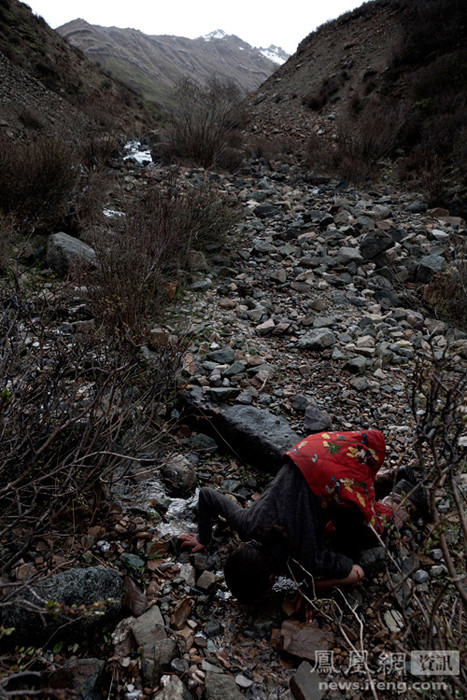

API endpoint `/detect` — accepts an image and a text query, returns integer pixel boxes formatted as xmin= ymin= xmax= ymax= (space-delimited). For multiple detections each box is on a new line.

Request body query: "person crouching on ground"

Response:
xmin=178 ymin=430 xmax=426 ymax=605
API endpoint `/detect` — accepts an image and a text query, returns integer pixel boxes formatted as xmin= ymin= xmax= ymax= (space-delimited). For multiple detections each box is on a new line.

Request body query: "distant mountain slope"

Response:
xmin=57 ymin=20 xmax=289 ymax=110
xmin=0 ymin=0 xmax=161 ymax=142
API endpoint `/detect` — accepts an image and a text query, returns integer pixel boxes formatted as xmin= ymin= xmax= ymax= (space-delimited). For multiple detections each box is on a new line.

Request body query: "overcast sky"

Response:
xmin=24 ymin=0 xmax=365 ymax=55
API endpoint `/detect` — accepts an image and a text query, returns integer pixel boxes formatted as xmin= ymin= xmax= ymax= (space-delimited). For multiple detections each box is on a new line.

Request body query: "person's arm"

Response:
xmin=302 ymin=540 xmax=355 ymax=580
xmin=196 ymin=486 xmax=246 ymax=545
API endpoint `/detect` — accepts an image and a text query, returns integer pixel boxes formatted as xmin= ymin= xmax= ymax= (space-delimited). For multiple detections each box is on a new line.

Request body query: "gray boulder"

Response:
xmin=337 ymin=246 xmax=363 ymax=265
xmin=345 ymin=356 xmax=369 ymax=375
xmin=48 ymin=658 xmax=105 ymax=700
xmin=303 ymin=407 xmax=332 ymax=433
xmin=359 ymin=230 xmax=395 ymax=260
xmin=141 ymin=639 xmax=178 ymax=686
xmin=157 ymin=676 xmax=193 ymax=700
xmin=205 ymin=672 xmax=243 ymax=700
xmin=47 ymin=232 xmax=96 ymax=276
xmin=2 ymin=567 xmax=124 ymax=644
xmin=253 ymin=203 xmax=280 ymax=219
xmin=207 ymin=347 xmax=235 ymax=364
xmin=290 ymin=661 xmax=324 ymax=700
xmin=182 ymin=386 xmax=300 ymax=471
xmin=415 ymin=254 xmax=445 ymax=283
xmin=131 ymin=604 xmax=166 ymax=649
xmin=160 ymin=454 xmax=197 ymax=497
xmin=297 ymin=329 xmax=336 ymax=351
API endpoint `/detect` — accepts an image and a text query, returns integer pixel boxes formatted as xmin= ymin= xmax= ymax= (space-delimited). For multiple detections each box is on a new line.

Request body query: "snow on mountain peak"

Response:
xmin=201 ymin=29 xmax=227 ymax=41
xmin=198 ymin=30 xmax=289 ymax=65
xmin=258 ymin=45 xmax=289 ymax=65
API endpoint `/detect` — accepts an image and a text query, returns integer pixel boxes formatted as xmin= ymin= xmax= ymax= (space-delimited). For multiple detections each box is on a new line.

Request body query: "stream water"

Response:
xmin=123 ymin=139 xmax=152 ymax=165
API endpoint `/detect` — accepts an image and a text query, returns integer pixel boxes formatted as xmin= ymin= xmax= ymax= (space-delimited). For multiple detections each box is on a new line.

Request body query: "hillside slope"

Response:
xmin=57 ymin=21 xmax=288 ymax=110
xmin=0 ymin=0 xmax=161 ymax=142
xmin=246 ymin=1 xmax=404 ymax=138
xmin=245 ymin=0 xmax=466 ymax=210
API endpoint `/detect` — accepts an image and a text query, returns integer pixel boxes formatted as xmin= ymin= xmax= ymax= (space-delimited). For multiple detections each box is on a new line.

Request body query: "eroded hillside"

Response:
xmin=0 ymin=0 xmax=160 ymax=141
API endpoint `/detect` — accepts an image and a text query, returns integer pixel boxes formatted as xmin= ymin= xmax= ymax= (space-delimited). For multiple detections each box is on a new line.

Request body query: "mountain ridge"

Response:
xmin=57 ymin=20 xmax=289 ymax=110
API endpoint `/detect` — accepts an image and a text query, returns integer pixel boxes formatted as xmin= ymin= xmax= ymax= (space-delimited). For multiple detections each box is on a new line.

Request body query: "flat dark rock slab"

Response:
xmin=182 ymin=386 xmax=301 ymax=472
xmin=2 ymin=567 xmax=124 ymax=644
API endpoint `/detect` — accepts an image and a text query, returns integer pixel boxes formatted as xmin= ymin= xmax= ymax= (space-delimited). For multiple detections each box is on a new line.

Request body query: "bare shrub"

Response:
xmin=424 ymin=237 xmax=467 ymax=331
xmin=0 ymin=134 xmax=78 ymax=233
xmin=80 ymin=133 xmax=119 ymax=168
xmin=304 ymin=132 xmax=336 ymax=172
xmin=334 ymin=102 xmax=403 ymax=181
xmin=285 ymin=347 xmax=467 ymax=697
xmin=302 ymin=75 xmax=343 ymax=111
xmin=168 ymin=76 xmax=243 ymax=168
xmin=75 ymin=89 xmax=120 ymax=130
xmin=18 ymin=108 xmax=44 ymax=130
xmin=85 ymin=171 xmax=238 ymax=339
xmin=0 ymin=214 xmax=15 ymax=272
xmin=86 ymin=215 xmax=179 ymax=339
xmin=248 ymin=136 xmax=301 ymax=163
xmin=0 ymin=134 xmax=113 ymax=238
xmin=66 ymin=168 xmax=109 ymax=235
xmin=215 ymin=145 xmax=244 ymax=172
xmin=401 ymin=349 xmax=467 ymax=695
xmin=398 ymin=105 xmax=467 ymax=209
xmin=0 ymin=275 xmax=185 ymax=577
xmin=247 ymin=137 xmax=273 ymax=160
xmin=386 ymin=0 xmax=467 ymax=201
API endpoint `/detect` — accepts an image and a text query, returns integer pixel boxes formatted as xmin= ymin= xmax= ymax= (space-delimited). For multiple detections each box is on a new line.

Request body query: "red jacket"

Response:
xmin=284 ymin=430 xmax=393 ymax=534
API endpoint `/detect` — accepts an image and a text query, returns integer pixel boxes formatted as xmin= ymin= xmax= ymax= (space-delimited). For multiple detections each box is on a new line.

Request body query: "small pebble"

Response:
xmin=430 ymin=565 xmax=446 ymax=578
xmin=236 ymin=674 xmax=253 ymax=689
xmin=413 ymin=569 xmax=429 ymax=584
xmin=431 ymin=548 xmax=443 ymax=561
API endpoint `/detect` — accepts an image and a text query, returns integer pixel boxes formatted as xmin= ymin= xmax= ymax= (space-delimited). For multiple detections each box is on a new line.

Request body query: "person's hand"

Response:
xmin=349 ymin=564 xmax=365 ymax=584
xmin=315 ymin=564 xmax=365 ymax=591
xmin=178 ymin=532 xmax=205 ymax=552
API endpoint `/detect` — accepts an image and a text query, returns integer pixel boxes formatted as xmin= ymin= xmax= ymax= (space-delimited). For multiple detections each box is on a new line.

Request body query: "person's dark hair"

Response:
xmin=223 ymin=524 xmax=291 ymax=604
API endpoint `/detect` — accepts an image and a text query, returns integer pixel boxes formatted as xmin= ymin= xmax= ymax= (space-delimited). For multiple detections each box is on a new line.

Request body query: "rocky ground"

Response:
xmin=2 ymin=145 xmax=466 ymax=699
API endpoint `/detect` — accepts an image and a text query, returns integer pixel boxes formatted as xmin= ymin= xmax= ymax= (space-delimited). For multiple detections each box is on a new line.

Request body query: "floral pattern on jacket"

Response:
xmin=284 ymin=430 xmax=393 ymax=534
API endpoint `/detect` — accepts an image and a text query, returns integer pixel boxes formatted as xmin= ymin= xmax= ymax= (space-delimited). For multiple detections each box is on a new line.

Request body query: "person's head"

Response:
xmin=223 ymin=524 xmax=291 ymax=605
xmin=224 ymin=542 xmax=272 ymax=604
